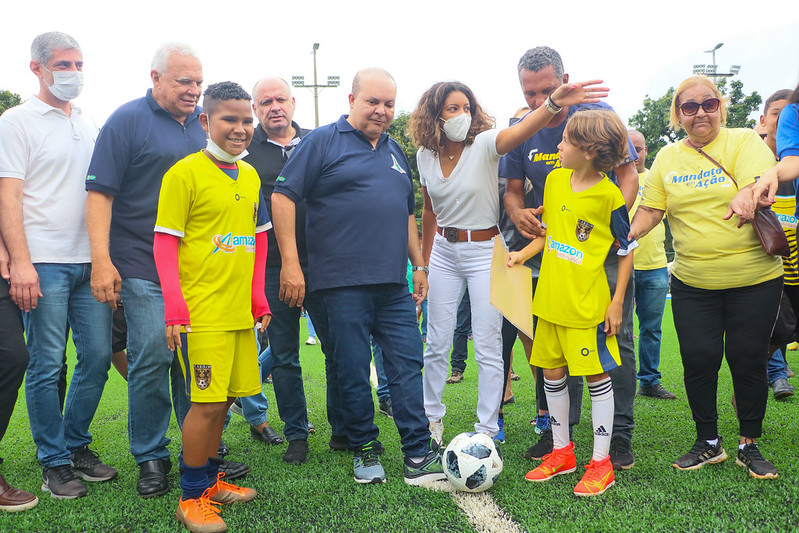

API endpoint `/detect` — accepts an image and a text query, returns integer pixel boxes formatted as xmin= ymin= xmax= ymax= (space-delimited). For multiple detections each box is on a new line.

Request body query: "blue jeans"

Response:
xmin=263 ymin=266 xmax=310 ymax=442
xmin=235 ymin=328 xmax=270 ymax=427
xmin=768 ymin=348 xmax=789 ymax=383
xmin=121 ymin=278 xmax=190 ymax=464
xmin=634 ymin=268 xmax=669 ymax=388
xmin=450 ymin=290 xmax=472 ymax=373
xmin=306 ymin=314 xmax=316 ymax=339
xmin=370 ymin=337 xmax=390 ymax=400
xmin=24 ymin=263 xmax=112 ymax=469
xmin=315 ymin=284 xmax=429 ymax=456
xmin=420 ymin=299 xmax=428 ymax=337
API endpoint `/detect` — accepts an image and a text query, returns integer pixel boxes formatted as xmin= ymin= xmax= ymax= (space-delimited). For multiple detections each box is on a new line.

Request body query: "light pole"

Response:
xmin=692 ymin=43 xmax=740 ymax=81
xmin=291 ymin=43 xmax=340 ymax=127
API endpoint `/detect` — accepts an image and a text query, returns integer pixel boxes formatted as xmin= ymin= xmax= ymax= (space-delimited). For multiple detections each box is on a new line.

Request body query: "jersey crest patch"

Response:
xmin=391 ymin=154 xmax=407 ymax=174
xmin=576 ymin=219 xmax=594 ymax=242
xmin=194 ymin=364 xmax=212 ymax=390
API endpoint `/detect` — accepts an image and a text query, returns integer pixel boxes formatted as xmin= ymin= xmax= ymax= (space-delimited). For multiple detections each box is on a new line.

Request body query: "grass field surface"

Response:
xmin=2 ymin=302 xmax=799 ymax=532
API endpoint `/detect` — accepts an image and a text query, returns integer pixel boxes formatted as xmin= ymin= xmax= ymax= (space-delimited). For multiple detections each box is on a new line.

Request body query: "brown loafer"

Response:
xmin=0 ymin=474 xmax=38 ymax=512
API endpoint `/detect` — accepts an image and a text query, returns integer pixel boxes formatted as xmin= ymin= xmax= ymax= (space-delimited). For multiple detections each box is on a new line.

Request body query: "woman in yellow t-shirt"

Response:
xmin=629 ymin=75 xmax=782 ymax=479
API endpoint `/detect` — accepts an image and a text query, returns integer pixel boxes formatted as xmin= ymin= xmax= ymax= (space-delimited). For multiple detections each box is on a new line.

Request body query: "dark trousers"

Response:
xmin=671 ymin=275 xmax=782 ymax=439
xmin=449 ymin=290 xmax=472 ymax=373
xmin=0 ymin=282 xmax=29 ymax=443
xmin=313 ymin=284 xmax=429 ymax=457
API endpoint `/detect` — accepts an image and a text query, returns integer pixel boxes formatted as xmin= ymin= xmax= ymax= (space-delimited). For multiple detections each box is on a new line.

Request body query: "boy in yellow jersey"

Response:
xmin=153 ymin=82 xmax=271 ymax=533
xmin=509 ymin=110 xmax=635 ymax=496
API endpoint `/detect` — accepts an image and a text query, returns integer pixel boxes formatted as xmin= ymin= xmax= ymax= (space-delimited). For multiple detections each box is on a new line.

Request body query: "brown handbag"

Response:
xmin=684 ymin=139 xmax=790 ymax=257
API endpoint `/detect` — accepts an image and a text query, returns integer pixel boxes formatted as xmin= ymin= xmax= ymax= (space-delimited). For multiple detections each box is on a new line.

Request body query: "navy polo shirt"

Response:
xmin=85 ymin=89 xmax=206 ymax=283
xmin=274 ymin=115 xmax=414 ymax=293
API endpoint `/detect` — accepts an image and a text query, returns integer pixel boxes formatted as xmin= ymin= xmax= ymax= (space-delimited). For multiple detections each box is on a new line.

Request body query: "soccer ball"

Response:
xmin=443 ymin=432 xmax=503 ymax=492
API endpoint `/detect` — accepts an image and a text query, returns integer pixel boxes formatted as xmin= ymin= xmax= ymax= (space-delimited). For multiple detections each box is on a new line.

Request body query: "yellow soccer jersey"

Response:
xmin=642 ymin=128 xmax=782 ymax=290
xmin=630 ymin=170 xmax=667 ymax=270
xmin=773 ymin=181 xmax=799 ymax=285
xmin=155 ymin=152 xmax=271 ymax=332
xmin=533 ymin=168 xmax=636 ymax=328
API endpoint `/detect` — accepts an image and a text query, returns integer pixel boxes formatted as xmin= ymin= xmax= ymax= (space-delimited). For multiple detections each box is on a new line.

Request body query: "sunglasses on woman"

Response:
xmin=679 ymin=98 xmax=721 ymax=116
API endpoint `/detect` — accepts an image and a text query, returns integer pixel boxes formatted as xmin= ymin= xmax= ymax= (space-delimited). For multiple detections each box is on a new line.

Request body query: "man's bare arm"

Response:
xmin=0 ymin=178 xmax=41 ymax=311
xmin=85 ymin=190 xmax=121 ymax=308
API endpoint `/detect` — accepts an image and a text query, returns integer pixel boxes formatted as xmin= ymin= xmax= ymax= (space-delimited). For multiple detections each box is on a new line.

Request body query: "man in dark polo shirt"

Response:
xmin=272 ymin=68 xmax=445 ymax=485
xmin=84 ymin=43 xmax=246 ymax=497
xmin=241 ymin=77 xmax=315 ymax=463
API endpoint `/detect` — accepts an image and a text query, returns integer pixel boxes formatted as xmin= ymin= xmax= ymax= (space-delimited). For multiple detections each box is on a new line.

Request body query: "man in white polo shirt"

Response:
xmin=0 ymin=31 xmax=116 ymax=500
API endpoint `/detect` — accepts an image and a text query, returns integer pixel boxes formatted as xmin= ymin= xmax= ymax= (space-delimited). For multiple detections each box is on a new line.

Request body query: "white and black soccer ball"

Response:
xmin=443 ymin=432 xmax=503 ymax=492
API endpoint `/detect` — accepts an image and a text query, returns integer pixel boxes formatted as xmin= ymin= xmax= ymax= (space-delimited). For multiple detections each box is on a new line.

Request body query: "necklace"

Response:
xmin=448 ymin=154 xmax=455 ymax=160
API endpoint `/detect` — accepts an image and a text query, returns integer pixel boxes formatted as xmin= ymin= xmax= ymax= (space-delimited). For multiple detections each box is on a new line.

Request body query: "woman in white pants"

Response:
xmin=407 ymin=79 xmax=606 ymax=442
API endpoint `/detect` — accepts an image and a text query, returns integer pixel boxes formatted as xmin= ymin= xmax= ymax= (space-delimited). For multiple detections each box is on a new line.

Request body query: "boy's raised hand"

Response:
xmin=604 ymin=300 xmax=623 ymax=337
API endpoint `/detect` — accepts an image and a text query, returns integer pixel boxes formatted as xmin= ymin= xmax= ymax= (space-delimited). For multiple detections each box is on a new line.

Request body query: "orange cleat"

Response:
xmin=176 ymin=490 xmax=227 ymax=533
xmin=573 ymin=455 xmax=615 ymax=497
xmin=525 ymin=442 xmax=577 ymax=482
xmin=206 ymin=472 xmax=257 ymax=504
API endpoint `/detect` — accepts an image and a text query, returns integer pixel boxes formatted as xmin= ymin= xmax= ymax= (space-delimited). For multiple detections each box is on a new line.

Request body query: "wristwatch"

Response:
xmin=412 ymin=266 xmax=429 ymax=275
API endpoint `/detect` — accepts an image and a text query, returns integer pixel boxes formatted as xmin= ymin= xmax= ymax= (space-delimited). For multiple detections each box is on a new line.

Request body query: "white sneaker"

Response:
xmin=429 ymin=420 xmax=444 ymax=446
xmin=305 ymin=336 xmax=317 ymax=345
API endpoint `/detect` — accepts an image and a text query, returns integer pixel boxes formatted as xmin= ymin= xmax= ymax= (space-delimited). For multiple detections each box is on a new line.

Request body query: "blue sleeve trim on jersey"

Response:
xmin=609 ymin=205 xmax=635 ymax=254
xmin=154 ymin=226 xmax=184 ymax=238
xmin=255 ymin=222 xmax=272 ymax=233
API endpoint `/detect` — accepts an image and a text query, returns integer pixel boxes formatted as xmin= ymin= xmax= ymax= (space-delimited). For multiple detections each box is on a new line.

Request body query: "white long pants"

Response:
xmin=423 ymin=233 xmax=504 ymax=436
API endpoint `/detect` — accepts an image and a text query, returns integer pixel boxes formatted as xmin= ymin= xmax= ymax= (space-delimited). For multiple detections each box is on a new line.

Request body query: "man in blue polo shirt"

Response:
xmin=500 ymin=46 xmax=639 ymax=470
xmin=84 ymin=43 xmax=246 ymax=497
xmin=272 ymin=68 xmax=445 ymax=485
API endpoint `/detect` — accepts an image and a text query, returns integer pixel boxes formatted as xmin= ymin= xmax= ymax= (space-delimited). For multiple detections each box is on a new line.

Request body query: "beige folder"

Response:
xmin=489 ymin=237 xmax=534 ymax=339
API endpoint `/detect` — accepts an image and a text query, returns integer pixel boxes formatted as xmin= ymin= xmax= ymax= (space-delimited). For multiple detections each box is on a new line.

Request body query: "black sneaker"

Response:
xmin=283 ymin=440 xmax=310 ymax=464
xmin=736 ymin=443 xmax=778 ymax=479
xmin=673 ymin=437 xmax=727 ymax=470
xmin=71 ymin=445 xmax=118 ymax=482
xmin=637 ymin=383 xmax=677 ymax=400
xmin=42 ymin=465 xmax=87 ymax=499
xmin=524 ymin=429 xmax=553 ymax=460
xmin=404 ymin=442 xmax=447 ymax=486
xmin=329 ymin=435 xmax=350 ymax=451
xmin=378 ymin=397 xmax=393 ymax=418
xmin=609 ymin=435 xmax=635 ymax=470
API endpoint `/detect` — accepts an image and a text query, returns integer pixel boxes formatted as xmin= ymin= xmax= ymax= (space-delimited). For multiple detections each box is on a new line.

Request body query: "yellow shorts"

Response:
xmin=530 ymin=318 xmax=620 ymax=376
xmin=177 ymin=329 xmax=261 ymax=403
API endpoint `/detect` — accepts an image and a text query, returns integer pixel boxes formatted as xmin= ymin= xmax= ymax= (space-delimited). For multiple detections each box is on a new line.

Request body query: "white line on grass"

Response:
xmin=370 ymin=364 xmax=522 ymax=533
xmin=421 ymin=481 xmax=524 ymax=533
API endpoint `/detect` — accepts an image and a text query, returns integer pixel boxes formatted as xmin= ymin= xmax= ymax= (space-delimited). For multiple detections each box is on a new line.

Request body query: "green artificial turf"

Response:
xmin=2 ymin=302 xmax=799 ymax=532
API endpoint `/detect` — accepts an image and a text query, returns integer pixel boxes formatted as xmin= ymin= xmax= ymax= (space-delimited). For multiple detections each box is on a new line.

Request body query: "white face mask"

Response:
xmin=43 ymin=67 xmax=83 ymax=101
xmin=204 ymin=114 xmax=248 ymax=163
xmin=441 ymin=113 xmax=471 ymax=142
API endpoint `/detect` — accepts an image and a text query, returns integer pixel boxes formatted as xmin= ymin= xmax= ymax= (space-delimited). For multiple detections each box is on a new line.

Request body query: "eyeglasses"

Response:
xmin=679 ymin=98 xmax=721 ymax=116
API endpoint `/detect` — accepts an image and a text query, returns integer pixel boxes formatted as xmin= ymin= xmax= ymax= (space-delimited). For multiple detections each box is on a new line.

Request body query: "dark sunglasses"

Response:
xmin=679 ymin=98 xmax=721 ymax=116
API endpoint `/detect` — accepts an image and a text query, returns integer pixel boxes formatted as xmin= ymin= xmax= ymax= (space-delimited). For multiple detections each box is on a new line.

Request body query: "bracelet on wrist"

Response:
xmin=544 ymin=95 xmax=562 ymax=115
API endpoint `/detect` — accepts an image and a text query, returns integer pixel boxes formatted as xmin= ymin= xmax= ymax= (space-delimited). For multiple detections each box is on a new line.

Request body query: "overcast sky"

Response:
xmin=2 ymin=0 xmax=798 ymax=130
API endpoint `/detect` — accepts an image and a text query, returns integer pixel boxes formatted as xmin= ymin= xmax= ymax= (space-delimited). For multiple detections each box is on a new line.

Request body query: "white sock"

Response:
xmin=707 ymin=438 xmax=719 ymax=447
xmin=543 ymin=376 xmax=570 ymax=450
xmin=589 ymin=377 xmax=614 ymax=461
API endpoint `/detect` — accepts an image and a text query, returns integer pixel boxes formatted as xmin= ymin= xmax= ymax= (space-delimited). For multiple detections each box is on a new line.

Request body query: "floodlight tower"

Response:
xmin=291 ymin=43 xmax=340 ymax=127
xmin=692 ymin=43 xmax=741 ymax=81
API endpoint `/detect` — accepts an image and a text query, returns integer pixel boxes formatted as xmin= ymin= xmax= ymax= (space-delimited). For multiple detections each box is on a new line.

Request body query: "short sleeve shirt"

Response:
xmin=642 ymin=128 xmax=782 ymax=289
xmin=0 ymin=97 xmax=96 ymax=263
xmin=533 ymin=168 xmax=635 ymax=328
xmin=155 ymin=152 xmax=270 ymax=331
xmin=629 ymin=170 xmax=667 ymax=270
xmin=418 ymin=129 xmax=500 ymax=229
xmin=86 ymin=89 xmax=205 ymax=283
xmin=274 ymin=116 xmax=414 ymax=293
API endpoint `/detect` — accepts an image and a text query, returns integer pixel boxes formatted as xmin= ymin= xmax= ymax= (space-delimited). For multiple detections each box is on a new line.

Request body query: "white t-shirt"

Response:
xmin=418 ymin=129 xmax=500 ymax=229
xmin=0 ymin=96 xmax=96 ymax=263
